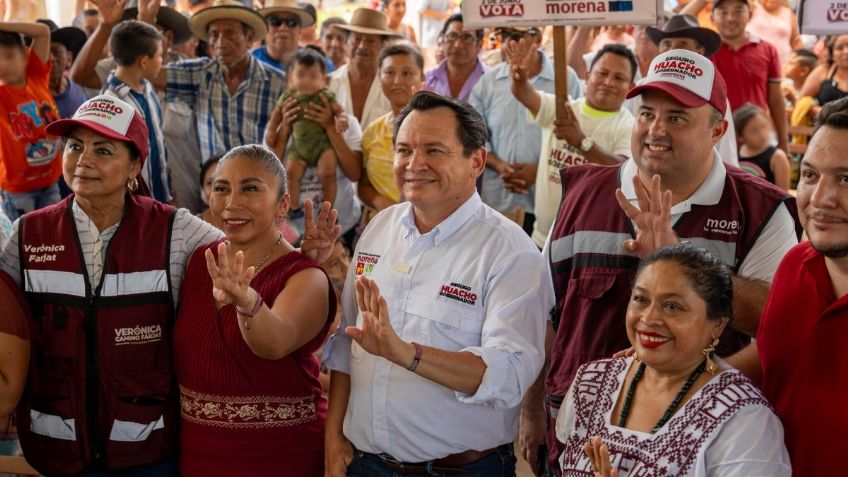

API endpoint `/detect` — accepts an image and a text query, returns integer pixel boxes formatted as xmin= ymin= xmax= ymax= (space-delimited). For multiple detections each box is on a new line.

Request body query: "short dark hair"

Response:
xmin=0 ymin=31 xmax=26 ymax=50
xmin=814 ymin=96 xmax=848 ymax=135
xmin=199 ymin=154 xmax=223 ymax=186
xmin=590 ymin=44 xmax=637 ymax=83
xmin=393 ymin=91 xmax=487 ymax=157
xmin=439 ymin=13 xmax=483 ymax=42
xmin=110 ymin=20 xmax=163 ymax=67
xmin=287 ymin=48 xmax=327 ymax=76
xmin=792 ymin=48 xmax=818 ymax=69
xmin=321 ymin=17 xmax=348 ymax=40
xmin=378 ymin=43 xmax=424 ymax=73
xmin=732 ymin=103 xmax=766 ymax=136
xmin=636 ymin=243 xmax=733 ymax=323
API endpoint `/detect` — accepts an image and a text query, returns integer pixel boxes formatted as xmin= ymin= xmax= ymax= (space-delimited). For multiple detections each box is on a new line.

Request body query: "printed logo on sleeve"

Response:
xmin=439 ymin=282 xmax=478 ymax=306
xmin=355 ymin=252 xmax=381 ymax=276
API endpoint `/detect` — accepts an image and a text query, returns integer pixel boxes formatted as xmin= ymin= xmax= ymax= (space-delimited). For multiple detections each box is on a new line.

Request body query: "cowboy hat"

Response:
xmin=332 ymin=8 xmax=400 ymax=37
xmin=121 ymin=0 xmax=192 ymax=45
xmin=259 ymin=0 xmax=315 ymax=28
xmin=189 ymin=0 xmax=268 ymax=42
xmin=645 ymin=14 xmax=722 ymax=58
xmin=36 ymin=19 xmax=87 ymax=58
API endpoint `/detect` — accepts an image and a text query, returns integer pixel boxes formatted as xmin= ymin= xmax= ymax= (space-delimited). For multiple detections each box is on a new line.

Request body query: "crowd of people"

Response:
xmin=0 ymin=0 xmax=845 ymax=476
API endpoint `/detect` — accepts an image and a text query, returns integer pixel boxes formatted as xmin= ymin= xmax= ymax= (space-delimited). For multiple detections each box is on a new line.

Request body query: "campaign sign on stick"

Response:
xmin=461 ymin=0 xmax=663 ymax=29
xmin=799 ymin=0 xmax=848 ymax=35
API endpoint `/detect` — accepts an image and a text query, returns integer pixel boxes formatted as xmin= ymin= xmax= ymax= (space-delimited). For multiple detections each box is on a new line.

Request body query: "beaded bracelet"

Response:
xmin=237 ymin=290 xmax=263 ymax=330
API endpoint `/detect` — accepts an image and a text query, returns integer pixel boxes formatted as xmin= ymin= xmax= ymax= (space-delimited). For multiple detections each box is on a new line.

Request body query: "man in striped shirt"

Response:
xmin=151 ymin=0 xmax=286 ymax=162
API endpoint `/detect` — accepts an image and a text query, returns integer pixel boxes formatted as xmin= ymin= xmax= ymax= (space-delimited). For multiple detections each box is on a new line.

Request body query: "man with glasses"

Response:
xmin=424 ymin=13 xmax=487 ymax=102
xmin=469 ymin=27 xmax=582 ymax=235
xmin=329 ymin=8 xmax=397 ymax=130
xmin=252 ymin=0 xmax=322 ymax=73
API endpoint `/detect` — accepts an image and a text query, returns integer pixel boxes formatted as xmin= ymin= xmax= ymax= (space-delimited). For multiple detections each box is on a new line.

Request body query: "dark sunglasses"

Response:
xmin=268 ymin=16 xmax=301 ymax=28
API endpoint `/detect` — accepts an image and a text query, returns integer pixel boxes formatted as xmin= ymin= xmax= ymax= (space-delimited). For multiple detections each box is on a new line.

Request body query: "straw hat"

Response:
xmin=189 ymin=0 xmax=268 ymax=42
xmin=259 ymin=0 xmax=315 ymax=28
xmin=333 ymin=8 xmax=400 ymax=37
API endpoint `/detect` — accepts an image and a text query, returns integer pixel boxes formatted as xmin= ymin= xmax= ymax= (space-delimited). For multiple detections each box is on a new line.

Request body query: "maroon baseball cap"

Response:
xmin=47 ymin=95 xmax=149 ymax=165
xmin=625 ymin=49 xmax=728 ymax=115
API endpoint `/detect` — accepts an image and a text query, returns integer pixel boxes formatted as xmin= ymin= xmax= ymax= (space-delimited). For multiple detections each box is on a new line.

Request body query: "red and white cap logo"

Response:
xmin=626 ymin=49 xmax=727 ymax=115
xmin=71 ymin=96 xmax=134 ymax=135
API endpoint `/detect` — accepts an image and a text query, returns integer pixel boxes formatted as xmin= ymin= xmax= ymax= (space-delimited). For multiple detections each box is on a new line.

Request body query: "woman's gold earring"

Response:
xmin=127 ymin=177 xmax=139 ymax=192
xmin=703 ymin=338 xmax=720 ymax=375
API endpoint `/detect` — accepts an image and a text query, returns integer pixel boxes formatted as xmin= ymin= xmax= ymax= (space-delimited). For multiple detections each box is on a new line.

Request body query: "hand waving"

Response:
xmin=583 ymin=436 xmax=619 ymax=477
xmin=614 ymin=174 xmax=679 ymax=258
xmin=503 ymin=37 xmax=538 ymax=85
xmin=204 ymin=241 xmax=255 ymax=309
xmin=345 ymin=276 xmax=408 ymax=364
xmin=300 ymin=199 xmax=342 ymax=264
xmin=92 ymin=0 xmax=128 ymax=27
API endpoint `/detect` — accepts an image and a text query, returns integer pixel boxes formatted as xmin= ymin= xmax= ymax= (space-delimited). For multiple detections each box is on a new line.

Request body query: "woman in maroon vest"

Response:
xmin=173 ymin=144 xmax=336 ymax=476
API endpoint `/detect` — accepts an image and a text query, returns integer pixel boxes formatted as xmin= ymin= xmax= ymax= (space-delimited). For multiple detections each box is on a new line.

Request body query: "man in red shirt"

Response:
xmin=731 ymin=97 xmax=848 ymax=477
xmin=709 ymin=0 xmax=788 ymax=153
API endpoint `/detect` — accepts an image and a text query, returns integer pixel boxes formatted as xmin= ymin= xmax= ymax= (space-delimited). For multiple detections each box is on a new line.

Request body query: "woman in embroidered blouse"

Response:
xmin=172 ymin=144 xmax=338 ymax=477
xmin=555 ymin=244 xmax=791 ymax=477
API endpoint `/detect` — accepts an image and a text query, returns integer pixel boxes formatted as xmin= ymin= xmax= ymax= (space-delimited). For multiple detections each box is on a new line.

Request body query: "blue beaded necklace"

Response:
xmin=617 ymin=360 xmax=707 ymax=434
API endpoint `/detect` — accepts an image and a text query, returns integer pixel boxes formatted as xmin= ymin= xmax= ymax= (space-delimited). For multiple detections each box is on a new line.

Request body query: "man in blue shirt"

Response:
xmin=469 ymin=27 xmax=583 ymax=235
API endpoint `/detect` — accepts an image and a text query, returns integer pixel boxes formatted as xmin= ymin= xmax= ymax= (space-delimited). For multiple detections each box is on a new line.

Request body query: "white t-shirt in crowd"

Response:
xmin=529 ymin=93 xmax=634 ymax=247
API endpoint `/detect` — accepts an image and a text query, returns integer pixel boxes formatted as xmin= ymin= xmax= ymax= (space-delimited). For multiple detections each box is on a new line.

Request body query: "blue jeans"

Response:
xmin=0 ymin=182 xmax=61 ymax=220
xmin=347 ymin=444 xmax=516 ymax=477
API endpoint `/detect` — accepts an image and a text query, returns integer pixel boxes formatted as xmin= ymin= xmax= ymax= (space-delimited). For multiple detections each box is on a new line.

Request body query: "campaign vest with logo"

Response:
xmin=546 ymin=163 xmax=800 ymax=400
xmin=16 ymin=194 xmax=177 ymax=475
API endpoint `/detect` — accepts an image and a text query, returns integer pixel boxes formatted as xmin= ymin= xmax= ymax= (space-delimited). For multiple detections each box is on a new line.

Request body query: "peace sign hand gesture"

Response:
xmin=345 ymin=276 xmax=410 ymax=365
xmin=615 ymin=174 xmax=679 ymax=259
xmin=205 ymin=241 xmax=256 ymax=309
xmin=301 ymin=199 xmax=342 ymax=264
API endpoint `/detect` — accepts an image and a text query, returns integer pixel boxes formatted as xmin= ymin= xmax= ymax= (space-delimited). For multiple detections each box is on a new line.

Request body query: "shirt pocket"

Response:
xmin=405 ymin=292 xmax=484 ymax=351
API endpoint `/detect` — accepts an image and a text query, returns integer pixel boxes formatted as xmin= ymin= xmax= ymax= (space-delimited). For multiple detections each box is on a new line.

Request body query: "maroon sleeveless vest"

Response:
xmin=16 ymin=194 xmax=177 ymax=475
xmin=546 ymin=163 xmax=800 ymax=399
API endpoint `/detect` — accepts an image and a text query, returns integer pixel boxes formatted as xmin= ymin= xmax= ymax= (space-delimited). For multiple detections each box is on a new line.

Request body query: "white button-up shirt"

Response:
xmin=328 ymin=63 xmax=391 ymax=130
xmin=324 ymin=193 xmax=553 ymax=462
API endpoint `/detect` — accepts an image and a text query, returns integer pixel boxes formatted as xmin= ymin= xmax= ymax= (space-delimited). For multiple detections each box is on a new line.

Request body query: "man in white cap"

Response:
xmin=328 ymin=8 xmax=398 ymax=130
xmin=520 ymin=49 xmax=801 ymax=475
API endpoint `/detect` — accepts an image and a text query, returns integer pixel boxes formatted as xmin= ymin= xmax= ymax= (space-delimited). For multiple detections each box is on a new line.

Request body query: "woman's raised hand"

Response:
xmin=301 ymin=199 xmax=342 ymax=264
xmin=583 ymin=436 xmax=619 ymax=477
xmin=205 ymin=242 xmax=256 ymax=309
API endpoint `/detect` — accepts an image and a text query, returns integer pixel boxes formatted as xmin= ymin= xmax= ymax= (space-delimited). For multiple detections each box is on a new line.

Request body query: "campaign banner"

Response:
xmin=461 ymin=0 xmax=664 ymax=29
xmin=799 ymin=0 xmax=848 ymax=35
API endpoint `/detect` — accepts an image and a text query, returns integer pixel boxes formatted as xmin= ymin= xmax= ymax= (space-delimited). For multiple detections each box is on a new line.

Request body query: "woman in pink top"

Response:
xmin=747 ymin=0 xmax=803 ymax=67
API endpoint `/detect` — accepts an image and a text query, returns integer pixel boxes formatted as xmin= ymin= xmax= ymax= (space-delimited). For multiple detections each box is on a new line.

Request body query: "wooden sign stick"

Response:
xmin=553 ymin=25 xmax=569 ymax=120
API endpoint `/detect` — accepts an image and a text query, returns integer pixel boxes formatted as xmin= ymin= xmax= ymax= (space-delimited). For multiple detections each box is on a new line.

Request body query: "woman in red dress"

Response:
xmin=173 ymin=144 xmax=338 ymax=476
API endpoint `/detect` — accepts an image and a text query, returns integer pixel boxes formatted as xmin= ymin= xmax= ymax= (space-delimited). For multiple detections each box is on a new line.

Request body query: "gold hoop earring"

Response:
xmin=703 ymin=338 xmax=720 ymax=375
xmin=127 ymin=177 xmax=139 ymax=192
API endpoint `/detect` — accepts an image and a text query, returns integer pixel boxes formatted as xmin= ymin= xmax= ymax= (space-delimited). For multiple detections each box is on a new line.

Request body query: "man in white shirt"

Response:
xmin=328 ymin=8 xmax=395 ymax=130
xmin=510 ymin=42 xmax=637 ymax=247
xmin=323 ymin=91 xmax=554 ymax=477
